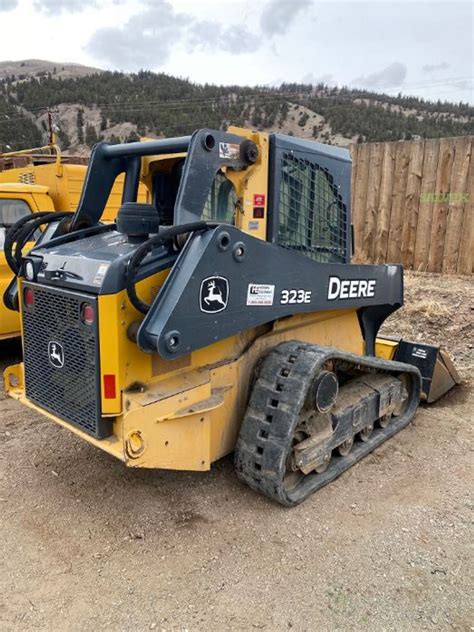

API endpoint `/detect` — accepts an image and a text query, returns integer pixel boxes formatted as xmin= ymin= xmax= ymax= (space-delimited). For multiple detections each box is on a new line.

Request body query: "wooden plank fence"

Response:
xmin=350 ymin=136 xmax=473 ymax=274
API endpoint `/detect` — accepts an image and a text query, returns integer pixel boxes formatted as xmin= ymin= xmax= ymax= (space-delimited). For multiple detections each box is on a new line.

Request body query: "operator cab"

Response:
xmin=57 ymin=127 xmax=351 ymax=266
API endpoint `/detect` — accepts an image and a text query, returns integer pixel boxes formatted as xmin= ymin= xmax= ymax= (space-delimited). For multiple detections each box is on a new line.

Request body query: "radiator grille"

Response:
xmin=278 ymin=152 xmax=348 ymax=263
xmin=22 ymin=283 xmax=110 ymax=438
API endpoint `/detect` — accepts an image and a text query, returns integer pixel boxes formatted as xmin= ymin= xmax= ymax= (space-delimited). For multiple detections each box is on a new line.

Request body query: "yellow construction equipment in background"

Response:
xmin=0 ymin=142 xmax=146 ymax=340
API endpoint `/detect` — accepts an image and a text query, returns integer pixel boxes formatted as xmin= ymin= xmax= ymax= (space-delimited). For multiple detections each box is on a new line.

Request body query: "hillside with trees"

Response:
xmin=0 ymin=62 xmax=472 ymax=152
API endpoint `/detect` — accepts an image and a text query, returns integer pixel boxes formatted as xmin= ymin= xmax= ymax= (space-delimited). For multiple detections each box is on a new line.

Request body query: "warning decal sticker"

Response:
xmin=92 ymin=262 xmax=110 ymax=286
xmin=219 ymin=142 xmax=240 ymax=159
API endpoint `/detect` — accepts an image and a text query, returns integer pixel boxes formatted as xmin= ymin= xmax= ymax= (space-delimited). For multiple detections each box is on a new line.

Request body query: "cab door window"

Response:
xmin=201 ymin=172 xmax=238 ymax=224
xmin=0 ymin=198 xmax=32 ymax=248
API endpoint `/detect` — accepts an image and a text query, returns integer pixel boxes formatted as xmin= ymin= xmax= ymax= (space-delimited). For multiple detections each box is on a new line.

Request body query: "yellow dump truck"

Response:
xmin=0 ymin=145 xmax=144 ymax=340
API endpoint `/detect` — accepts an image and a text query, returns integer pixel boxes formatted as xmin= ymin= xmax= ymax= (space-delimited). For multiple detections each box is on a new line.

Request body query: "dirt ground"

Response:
xmin=1 ymin=272 xmax=473 ymax=631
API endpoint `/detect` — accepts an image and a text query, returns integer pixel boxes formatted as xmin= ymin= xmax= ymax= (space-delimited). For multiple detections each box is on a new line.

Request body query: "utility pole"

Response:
xmin=47 ymin=110 xmax=56 ymax=145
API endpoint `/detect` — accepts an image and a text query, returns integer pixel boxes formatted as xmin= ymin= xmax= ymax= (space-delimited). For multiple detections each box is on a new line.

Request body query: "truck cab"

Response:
xmin=0 ymin=183 xmax=55 ymax=339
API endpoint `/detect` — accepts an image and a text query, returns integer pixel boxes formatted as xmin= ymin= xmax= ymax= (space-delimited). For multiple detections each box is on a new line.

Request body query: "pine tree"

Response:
xmin=100 ymin=113 xmax=107 ymax=131
xmin=76 ymin=108 xmax=85 ymax=144
xmin=57 ymin=128 xmax=70 ymax=149
xmin=126 ymin=130 xmax=140 ymax=143
xmin=1 ymin=69 xmax=472 ymax=151
xmin=85 ymin=124 xmax=98 ymax=147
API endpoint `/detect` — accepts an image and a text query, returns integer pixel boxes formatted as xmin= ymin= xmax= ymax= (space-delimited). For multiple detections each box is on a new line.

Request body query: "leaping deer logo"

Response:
xmin=200 ymin=276 xmax=229 ymax=313
xmin=48 ymin=341 xmax=64 ymax=368
xmin=204 ymin=280 xmax=225 ymax=308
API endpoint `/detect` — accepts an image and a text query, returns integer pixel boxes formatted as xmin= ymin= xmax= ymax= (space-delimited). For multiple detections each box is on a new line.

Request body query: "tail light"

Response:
xmin=103 ymin=374 xmax=116 ymax=399
xmin=23 ymin=287 xmax=34 ymax=308
xmin=80 ymin=302 xmax=94 ymax=326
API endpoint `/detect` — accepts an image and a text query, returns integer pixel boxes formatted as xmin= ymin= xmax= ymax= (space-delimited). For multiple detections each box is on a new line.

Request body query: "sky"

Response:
xmin=0 ymin=0 xmax=472 ymax=103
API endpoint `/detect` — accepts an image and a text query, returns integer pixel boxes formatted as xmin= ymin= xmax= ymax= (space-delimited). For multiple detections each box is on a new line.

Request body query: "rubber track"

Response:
xmin=234 ymin=341 xmax=422 ymax=506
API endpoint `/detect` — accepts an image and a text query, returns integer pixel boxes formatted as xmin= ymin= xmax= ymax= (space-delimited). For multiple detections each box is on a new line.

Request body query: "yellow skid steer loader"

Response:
xmin=3 ymin=127 xmax=460 ymax=505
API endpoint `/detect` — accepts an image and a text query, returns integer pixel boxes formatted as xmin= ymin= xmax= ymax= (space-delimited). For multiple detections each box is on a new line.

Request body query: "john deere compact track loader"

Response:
xmin=3 ymin=127 xmax=460 ymax=505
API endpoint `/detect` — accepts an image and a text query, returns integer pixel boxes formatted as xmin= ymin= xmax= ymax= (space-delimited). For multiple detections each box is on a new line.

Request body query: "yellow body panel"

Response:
xmin=0 ymin=183 xmax=50 ymax=194
xmin=227 ymin=127 xmax=269 ymax=241
xmin=97 ymin=270 xmax=170 ymax=414
xmin=5 ymin=306 xmax=364 ymax=470
xmin=0 ymin=163 xmax=147 ymax=216
xmin=0 ymin=163 xmax=89 ymax=211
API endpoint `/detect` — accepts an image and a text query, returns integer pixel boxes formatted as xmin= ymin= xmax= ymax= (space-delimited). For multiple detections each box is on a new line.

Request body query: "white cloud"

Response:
xmin=87 ymin=1 xmax=189 ymax=69
xmin=353 ymin=62 xmax=407 ymax=89
xmin=0 ymin=0 xmax=471 ymax=103
xmin=33 ymin=0 xmax=97 ymax=14
xmin=0 ymin=0 xmax=17 ymax=11
xmin=260 ymin=0 xmax=312 ymax=37
xmin=87 ymin=0 xmax=259 ymax=70
xmin=422 ymin=62 xmax=450 ymax=73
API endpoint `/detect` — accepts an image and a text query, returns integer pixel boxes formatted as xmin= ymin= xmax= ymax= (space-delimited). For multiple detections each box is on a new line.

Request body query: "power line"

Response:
xmin=8 ymin=75 xmax=474 ymax=115
xmin=1 ymin=85 xmax=472 ymax=141
xmin=16 ymin=93 xmax=291 ymax=114
xmin=1 ymin=85 xmax=472 ymax=123
xmin=0 ymin=114 xmax=39 ymax=125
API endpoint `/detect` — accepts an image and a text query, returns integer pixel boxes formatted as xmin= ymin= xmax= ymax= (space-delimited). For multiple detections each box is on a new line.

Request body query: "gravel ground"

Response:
xmin=0 ymin=272 xmax=473 ymax=631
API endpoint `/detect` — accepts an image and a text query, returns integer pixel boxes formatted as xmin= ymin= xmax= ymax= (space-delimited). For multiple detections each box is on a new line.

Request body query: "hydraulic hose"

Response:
xmin=4 ymin=211 xmax=52 ymax=274
xmin=126 ymin=221 xmax=218 ymax=314
xmin=5 ymin=212 xmax=73 ymax=275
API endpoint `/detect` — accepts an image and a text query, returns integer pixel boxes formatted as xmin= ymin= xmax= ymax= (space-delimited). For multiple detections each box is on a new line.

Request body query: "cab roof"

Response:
xmin=271 ymin=133 xmax=352 ymax=163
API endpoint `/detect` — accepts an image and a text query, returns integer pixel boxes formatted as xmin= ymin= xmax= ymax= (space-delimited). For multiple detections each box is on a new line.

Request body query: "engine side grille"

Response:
xmin=22 ymin=283 xmax=111 ymax=439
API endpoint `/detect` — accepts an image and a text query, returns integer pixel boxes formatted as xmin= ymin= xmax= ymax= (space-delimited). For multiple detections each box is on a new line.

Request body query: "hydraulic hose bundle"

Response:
xmin=5 ymin=210 xmax=217 ymax=317
xmin=125 ymin=221 xmax=219 ymax=314
xmin=4 ymin=211 xmax=74 ymax=275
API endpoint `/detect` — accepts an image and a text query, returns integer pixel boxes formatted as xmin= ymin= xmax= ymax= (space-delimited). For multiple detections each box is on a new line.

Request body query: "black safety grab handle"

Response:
xmin=126 ymin=221 xmax=219 ymax=314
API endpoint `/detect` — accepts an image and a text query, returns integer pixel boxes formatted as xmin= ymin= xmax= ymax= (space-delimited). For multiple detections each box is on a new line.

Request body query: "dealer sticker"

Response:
xmin=246 ymin=283 xmax=275 ymax=306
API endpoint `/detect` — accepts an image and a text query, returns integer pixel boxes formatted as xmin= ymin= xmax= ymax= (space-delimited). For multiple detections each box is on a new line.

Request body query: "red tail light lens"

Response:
xmin=23 ymin=287 xmax=34 ymax=308
xmin=103 ymin=374 xmax=116 ymax=399
xmin=81 ymin=303 xmax=94 ymax=326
